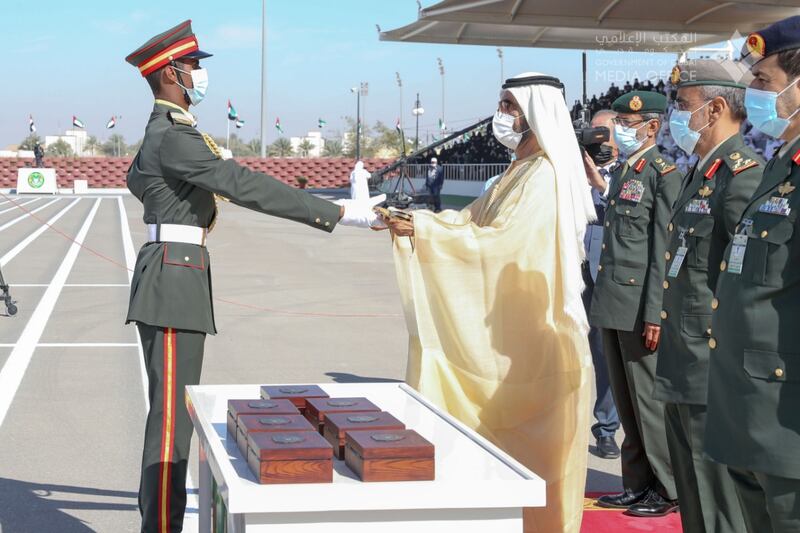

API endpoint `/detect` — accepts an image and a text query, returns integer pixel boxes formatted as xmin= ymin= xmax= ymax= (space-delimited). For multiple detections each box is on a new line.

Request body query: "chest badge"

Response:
xmin=619 ymin=180 xmax=645 ymax=203
xmin=698 ymin=185 xmax=713 ymax=198
xmin=778 ymin=181 xmax=796 ymax=197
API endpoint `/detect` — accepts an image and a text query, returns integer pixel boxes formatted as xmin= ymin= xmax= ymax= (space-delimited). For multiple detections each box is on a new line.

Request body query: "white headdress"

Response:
xmin=506 ymin=72 xmax=597 ymax=330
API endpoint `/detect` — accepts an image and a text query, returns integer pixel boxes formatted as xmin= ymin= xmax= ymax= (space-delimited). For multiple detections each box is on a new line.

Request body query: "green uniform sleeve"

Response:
xmin=644 ymin=168 xmax=682 ymax=325
xmin=159 ymin=125 xmax=340 ymax=232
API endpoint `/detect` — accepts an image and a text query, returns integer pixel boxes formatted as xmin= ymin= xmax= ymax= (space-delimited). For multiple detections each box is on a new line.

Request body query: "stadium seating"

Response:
xmin=0 ymin=157 xmax=392 ymax=190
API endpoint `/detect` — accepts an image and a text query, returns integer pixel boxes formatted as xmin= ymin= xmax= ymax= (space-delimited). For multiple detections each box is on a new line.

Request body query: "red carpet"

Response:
xmin=582 ymin=493 xmax=682 ymax=532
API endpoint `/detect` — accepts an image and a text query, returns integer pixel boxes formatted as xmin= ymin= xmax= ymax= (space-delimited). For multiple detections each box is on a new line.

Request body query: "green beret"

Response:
xmin=741 ymin=15 xmax=800 ymax=67
xmin=611 ymin=91 xmax=667 ymax=115
xmin=670 ymin=59 xmax=753 ymax=90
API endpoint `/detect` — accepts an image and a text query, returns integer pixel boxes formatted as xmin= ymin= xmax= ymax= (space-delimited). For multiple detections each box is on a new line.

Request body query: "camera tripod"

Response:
xmin=0 ymin=265 xmax=17 ymax=316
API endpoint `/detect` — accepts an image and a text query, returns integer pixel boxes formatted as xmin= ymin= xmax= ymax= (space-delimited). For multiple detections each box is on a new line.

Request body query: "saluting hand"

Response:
xmin=643 ymin=322 xmax=661 ymax=351
xmin=582 ymin=150 xmax=608 ymax=194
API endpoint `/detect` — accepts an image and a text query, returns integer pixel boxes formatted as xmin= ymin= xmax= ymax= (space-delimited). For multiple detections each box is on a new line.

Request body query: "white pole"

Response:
xmin=226 ymin=118 xmax=230 ymax=151
xmin=259 ymin=0 xmax=268 ymax=158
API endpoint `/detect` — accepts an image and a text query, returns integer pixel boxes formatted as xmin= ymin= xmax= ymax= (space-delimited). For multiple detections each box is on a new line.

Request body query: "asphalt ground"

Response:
xmin=0 ymin=192 xmax=623 ymax=533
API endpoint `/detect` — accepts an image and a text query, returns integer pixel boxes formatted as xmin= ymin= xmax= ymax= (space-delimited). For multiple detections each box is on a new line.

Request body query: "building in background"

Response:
xmin=290 ymin=131 xmax=325 ymax=157
xmin=45 ymin=129 xmax=89 ymax=156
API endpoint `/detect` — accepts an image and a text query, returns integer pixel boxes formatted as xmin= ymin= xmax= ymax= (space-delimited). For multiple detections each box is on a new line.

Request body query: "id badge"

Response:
xmin=667 ymin=246 xmax=688 ymax=278
xmin=728 ymin=234 xmax=748 ymax=275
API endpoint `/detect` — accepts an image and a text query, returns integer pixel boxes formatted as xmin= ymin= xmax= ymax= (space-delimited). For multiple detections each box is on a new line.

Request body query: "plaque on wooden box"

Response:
xmin=237 ymin=414 xmax=316 ymax=457
xmin=345 ymin=429 xmax=435 ymax=482
xmin=247 ymin=431 xmax=333 ymax=484
xmin=323 ymin=411 xmax=405 ymax=459
xmin=226 ymin=399 xmax=300 ymax=439
xmin=304 ymin=397 xmax=381 ymax=433
xmin=260 ymin=385 xmax=329 ymax=414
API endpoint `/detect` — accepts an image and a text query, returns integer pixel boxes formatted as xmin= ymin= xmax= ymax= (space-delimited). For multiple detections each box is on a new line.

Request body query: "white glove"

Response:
xmin=335 ymin=194 xmax=387 ymax=228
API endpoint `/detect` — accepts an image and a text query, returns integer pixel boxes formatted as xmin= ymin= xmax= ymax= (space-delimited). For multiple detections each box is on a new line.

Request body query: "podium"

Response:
xmin=17 ymin=168 xmax=57 ymax=194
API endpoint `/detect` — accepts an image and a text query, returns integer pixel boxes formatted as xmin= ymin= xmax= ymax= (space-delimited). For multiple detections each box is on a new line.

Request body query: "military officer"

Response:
xmin=124 ymin=21 xmax=381 ymax=533
xmin=705 ymin=16 xmax=800 ymax=532
xmin=584 ymin=91 xmax=681 ymax=515
xmin=650 ymin=59 xmax=763 ymax=531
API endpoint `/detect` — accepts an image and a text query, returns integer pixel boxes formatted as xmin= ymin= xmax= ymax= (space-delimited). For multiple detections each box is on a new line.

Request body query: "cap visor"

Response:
xmin=184 ymin=49 xmax=213 ymax=59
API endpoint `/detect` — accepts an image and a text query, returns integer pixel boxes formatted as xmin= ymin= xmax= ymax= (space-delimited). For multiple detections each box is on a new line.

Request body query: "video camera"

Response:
xmin=575 ymin=125 xmax=615 ymax=166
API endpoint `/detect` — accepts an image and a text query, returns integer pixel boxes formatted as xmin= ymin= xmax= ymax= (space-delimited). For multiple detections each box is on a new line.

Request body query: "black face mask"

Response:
xmin=586 ymin=143 xmax=615 ymax=166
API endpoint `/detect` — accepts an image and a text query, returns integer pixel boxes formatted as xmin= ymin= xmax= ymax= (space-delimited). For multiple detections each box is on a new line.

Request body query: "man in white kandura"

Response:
xmin=381 ymin=72 xmax=596 ymax=533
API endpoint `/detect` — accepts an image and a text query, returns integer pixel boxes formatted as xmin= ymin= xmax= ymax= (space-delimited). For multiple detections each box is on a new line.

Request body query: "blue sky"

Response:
xmin=1 ymin=0 xmax=704 ymax=148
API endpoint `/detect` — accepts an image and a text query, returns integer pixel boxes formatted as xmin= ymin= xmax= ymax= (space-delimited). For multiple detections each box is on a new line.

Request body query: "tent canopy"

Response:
xmin=380 ymin=0 xmax=800 ymax=52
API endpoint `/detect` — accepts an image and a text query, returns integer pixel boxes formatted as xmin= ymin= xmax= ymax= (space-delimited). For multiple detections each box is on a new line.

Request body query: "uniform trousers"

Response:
xmin=137 ymin=324 xmax=205 ymax=533
xmin=728 ymin=466 xmax=800 ymax=533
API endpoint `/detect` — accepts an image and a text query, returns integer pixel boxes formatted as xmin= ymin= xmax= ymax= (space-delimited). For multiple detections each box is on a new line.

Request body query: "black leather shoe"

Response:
xmin=596 ymin=488 xmax=649 ymax=509
xmin=596 ymin=436 xmax=621 ymax=459
xmin=626 ymin=489 xmax=679 ymax=517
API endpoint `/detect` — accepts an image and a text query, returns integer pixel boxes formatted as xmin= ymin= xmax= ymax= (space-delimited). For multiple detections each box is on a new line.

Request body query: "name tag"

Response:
xmin=667 ymin=246 xmax=688 ymax=278
xmin=728 ymin=233 xmax=748 ymax=275
xmin=619 ymin=180 xmax=645 ymax=203
xmin=685 ymin=199 xmax=711 ymax=215
xmin=758 ymin=197 xmax=792 ymax=216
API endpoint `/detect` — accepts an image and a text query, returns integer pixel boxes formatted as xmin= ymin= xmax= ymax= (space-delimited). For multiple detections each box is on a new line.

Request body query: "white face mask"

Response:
xmin=173 ymin=66 xmax=209 ymax=106
xmin=492 ymin=111 xmax=529 ymax=150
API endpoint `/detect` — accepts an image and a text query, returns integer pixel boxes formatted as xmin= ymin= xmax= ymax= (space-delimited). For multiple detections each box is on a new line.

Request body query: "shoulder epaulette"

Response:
xmin=724 ymin=150 xmax=760 ymax=175
xmin=168 ymin=111 xmax=195 ymax=127
xmin=651 ymin=156 xmax=677 ymax=176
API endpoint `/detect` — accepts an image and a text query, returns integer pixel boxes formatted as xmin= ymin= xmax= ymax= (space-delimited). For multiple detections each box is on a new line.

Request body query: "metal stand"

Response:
xmin=0 ymin=266 xmax=17 ymax=316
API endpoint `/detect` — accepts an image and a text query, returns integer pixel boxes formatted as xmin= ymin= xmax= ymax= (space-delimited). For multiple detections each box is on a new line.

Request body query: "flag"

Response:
xmin=235 ymin=119 xmax=245 ymax=129
xmin=275 ymin=117 xmax=284 ymax=134
xmin=395 ymin=118 xmax=401 ymax=132
xmin=227 ymin=100 xmax=238 ymax=120
xmin=318 ymin=118 xmax=327 ymax=128
xmin=72 ymin=116 xmax=85 ymax=129
xmin=106 ymin=116 xmax=116 ymax=129
xmin=29 ymin=115 xmax=36 ymax=133
xmin=438 ymin=118 xmax=446 ymax=131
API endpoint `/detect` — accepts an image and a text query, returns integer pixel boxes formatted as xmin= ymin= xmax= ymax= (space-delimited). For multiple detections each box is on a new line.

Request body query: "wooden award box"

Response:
xmin=304 ymin=397 xmax=381 ymax=433
xmin=322 ymin=411 xmax=405 ymax=459
xmin=226 ymin=399 xmax=300 ymax=438
xmin=236 ymin=414 xmax=316 ymax=456
xmin=344 ymin=429 xmax=435 ymax=482
xmin=247 ymin=431 xmax=333 ymax=484
xmin=260 ymin=385 xmax=329 ymax=414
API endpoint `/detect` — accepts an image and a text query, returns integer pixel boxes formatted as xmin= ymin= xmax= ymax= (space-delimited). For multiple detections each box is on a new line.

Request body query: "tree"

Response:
xmin=268 ymin=138 xmax=294 ymax=157
xmin=322 ymin=139 xmax=343 ymax=157
xmin=341 ymin=116 xmax=375 ymax=158
xmin=19 ymin=134 xmax=42 ymax=151
xmin=247 ymin=138 xmax=261 ymax=156
xmin=102 ymin=134 xmax=127 ymax=156
xmin=370 ymin=121 xmax=402 ymax=158
xmin=297 ymin=139 xmax=315 ymax=158
xmin=227 ymin=134 xmax=258 ymax=157
xmin=84 ymin=136 xmax=100 ymax=156
xmin=46 ymin=139 xmax=73 ymax=157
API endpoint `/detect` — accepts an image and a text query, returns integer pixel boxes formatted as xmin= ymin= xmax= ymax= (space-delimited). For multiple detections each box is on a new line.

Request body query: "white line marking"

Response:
xmin=11 ymin=283 xmax=129 ymax=288
xmin=0 ymin=198 xmax=41 ymax=216
xmin=0 ymin=198 xmax=101 ymax=429
xmin=36 ymin=343 xmax=139 ymax=348
xmin=0 ymin=198 xmax=61 ymax=232
xmin=0 ymin=198 xmax=81 ymax=267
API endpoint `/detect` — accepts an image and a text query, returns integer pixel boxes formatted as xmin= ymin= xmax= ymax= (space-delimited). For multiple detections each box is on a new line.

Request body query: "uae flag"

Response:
xmin=318 ymin=118 xmax=327 ymax=128
xmin=395 ymin=118 xmax=401 ymax=132
xmin=275 ymin=117 xmax=284 ymax=134
xmin=438 ymin=118 xmax=446 ymax=131
xmin=106 ymin=116 xmax=116 ymax=129
xmin=72 ymin=116 xmax=85 ymax=129
xmin=227 ymin=100 xmax=238 ymax=120
xmin=29 ymin=115 xmax=36 ymax=133
xmin=235 ymin=119 xmax=245 ymax=129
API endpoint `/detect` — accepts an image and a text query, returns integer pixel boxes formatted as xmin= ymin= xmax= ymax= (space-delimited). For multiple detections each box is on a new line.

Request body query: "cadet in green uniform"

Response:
xmin=584 ymin=91 xmax=681 ymax=515
xmin=705 ymin=16 xmax=800 ymax=533
xmin=124 ymin=21 xmax=381 ymax=533
xmin=651 ymin=59 xmax=763 ymax=531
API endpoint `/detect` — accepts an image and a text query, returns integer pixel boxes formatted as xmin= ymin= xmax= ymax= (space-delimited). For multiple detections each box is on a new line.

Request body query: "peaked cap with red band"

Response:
xmin=126 ymin=20 xmax=212 ymax=77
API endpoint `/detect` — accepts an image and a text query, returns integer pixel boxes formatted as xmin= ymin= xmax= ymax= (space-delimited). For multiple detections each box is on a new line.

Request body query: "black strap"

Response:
xmin=502 ymin=75 xmax=564 ymax=90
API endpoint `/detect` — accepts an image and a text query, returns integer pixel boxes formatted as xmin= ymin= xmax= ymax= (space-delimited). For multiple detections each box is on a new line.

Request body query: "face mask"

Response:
xmin=613 ymin=122 xmax=648 ymax=155
xmin=173 ymin=66 xmax=209 ymax=106
xmin=669 ymin=101 xmax=712 ymax=155
xmin=586 ymin=143 xmax=615 ymax=166
xmin=493 ymin=111 xmax=530 ymax=150
xmin=745 ymin=78 xmax=800 ymax=138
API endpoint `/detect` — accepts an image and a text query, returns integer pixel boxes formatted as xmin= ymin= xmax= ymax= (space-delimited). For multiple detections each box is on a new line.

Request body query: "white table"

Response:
xmin=186 ymin=383 xmax=545 ymax=532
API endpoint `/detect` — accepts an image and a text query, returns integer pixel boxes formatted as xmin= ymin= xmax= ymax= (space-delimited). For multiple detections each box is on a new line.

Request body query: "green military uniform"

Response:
xmin=124 ymin=21 xmax=340 ymax=533
xmin=589 ymin=91 xmax=681 ymax=503
xmin=654 ymin=60 xmax=763 ymax=533
xmin=704 ymin=18 xmax=800 ymax=533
